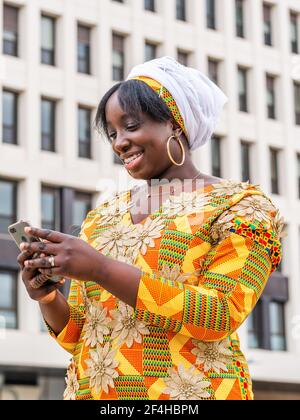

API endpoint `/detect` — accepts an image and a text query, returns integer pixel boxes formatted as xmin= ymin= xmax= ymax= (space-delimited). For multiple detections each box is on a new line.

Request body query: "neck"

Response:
xmin=146 ymin=163 xmax=201 ymax=187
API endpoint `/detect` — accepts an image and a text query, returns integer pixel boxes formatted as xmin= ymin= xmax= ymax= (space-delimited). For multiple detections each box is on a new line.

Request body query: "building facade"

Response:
xmin=0 ymin=0 xmax=300 ymax=399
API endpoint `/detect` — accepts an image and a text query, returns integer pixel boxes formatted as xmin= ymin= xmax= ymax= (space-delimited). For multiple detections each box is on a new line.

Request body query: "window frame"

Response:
xmin=41 ymin=97 xmax=56 ymax=152
xmin=241 ymin=141 xmax=252 ymax=183
xmin=238 ymin=67 xmax=249 ymax=113
xmin=263 ymin=3 xmax=273 ymax=47
xmin=41 ymin=14 xmax=56 ymax=66
xmin=0 ymin=179 xmax=17 ymax=235
xmin=2 ymin=89 xmax=18 ymax=145
xmin=41 ymin=186 xmax=61 ymax=232
xmin=206 ymin=0 xmax=216 ymax=30
xmin=78 ymin=106 xmax=92 ymax=159
xmin=0 ymin=270 xmax=18 ymax=330
xmin=112 ymin=33 xmax=125 ymax=82
xmin=3 ymin=4 xmax=19 ymax=57
xmin=77 ymin=24 xmax=91 ymax=75
xmin=211 ymin=135 xmax=222 ymax=178
xmin=236 ymin=0 xmax=245 ymax=38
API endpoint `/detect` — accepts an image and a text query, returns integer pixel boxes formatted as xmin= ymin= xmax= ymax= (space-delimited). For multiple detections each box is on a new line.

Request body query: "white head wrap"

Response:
xmin=127 ymin=56 xmax=228 ymax=151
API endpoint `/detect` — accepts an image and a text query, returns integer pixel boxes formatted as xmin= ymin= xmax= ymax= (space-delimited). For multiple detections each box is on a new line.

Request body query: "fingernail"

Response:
xmin=24 ymin=260 xmax=29 ymax=267
xmin=24 ymin=227 xmax=32 ymax=234
xmin=20 ymin=243 xmax=27 ymax=251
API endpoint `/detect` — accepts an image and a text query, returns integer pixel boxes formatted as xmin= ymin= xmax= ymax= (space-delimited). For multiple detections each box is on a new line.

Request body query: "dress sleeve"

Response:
xmin=134 ymin=198 xmax=282 ymax=342
xmin=46 ymin=280 xmax=87 ymax=355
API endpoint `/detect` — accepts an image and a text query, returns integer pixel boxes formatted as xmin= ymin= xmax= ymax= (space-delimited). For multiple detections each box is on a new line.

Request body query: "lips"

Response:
xmin=124 ymin=152 xmax=144 ymax=171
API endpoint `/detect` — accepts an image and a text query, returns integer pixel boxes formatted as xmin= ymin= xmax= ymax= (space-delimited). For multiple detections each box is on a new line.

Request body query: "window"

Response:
xmin=290 ymin=12 xmax=299 ymax=54
xmin=297 ymin=154 xmax=300 ymax=199
xmin=0 ymin=271 xmax=18 ymax=330
xmin=41 ymin=15 xmax=55 ymax=66
xmin=263 ymin=3 xmax=273 ymax=46
xmin=208 ymin=58 xmax=220 ymax=85
xmin=145 ymin=42 xmax=157 ymax=62
xmin=3 ymin=4 xmax=18 ymax=57
xmin=236 ymin=0 xmax=245 ymax=38
xmin=2 ymin=90 xmax=18 ymax=145
xmin=176 ymin=0 xmax=186 ymax=22
xmin=144 ymin=0 xmax=155 ymax=12
xmin=78 ymin=106 xmax=92 ymax=159
xmin=78 ymin=24 xmax=91 ymax=74
xmin=266 ymin=75 xmax=276 ymax=119
xmin=112 ymin=33 xmax=125 ymax=81
xmin=248 ymin=301 xmax=263 ymax=349
xmin=177 ymin=50 xmax=189 ymax=67
xmin=270 ymin=148 xmax=280 ymax=195
xmin=294 ymin=82 xmax=300 ymax=125
xmin=41 ymin=98 xmax=56 ymax=152
xmin=238 ymin=67 xmax=248 ymax=112
xmin=248 ymin=300 xmax=287 ymax=351
xmin=0 ymin=180 xmax=16 ymax=235
xmin=241 ymin=142 xmax=251 ymax=182
xmin=0 ymin=180 xmax=17 ymax=234
xmin=269 ymin=301 xmax=286 ymax=351
xmin=211 ymin=136 xmax=222 ymax=178
xmin=72 ymin=192 xmax=92 ymax=237
xmin=41 ymin=187 xmax=61 ymax=231
xmin=206 ymin=0 xmax=216 ymax=30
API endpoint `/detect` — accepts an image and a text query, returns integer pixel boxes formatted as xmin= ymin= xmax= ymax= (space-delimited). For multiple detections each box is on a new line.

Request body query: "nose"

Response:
xmin=113 ymin=131 xmax=131 ymax=156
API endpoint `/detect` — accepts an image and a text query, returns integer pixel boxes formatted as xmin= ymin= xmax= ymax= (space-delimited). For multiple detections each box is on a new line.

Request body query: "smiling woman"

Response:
xmin=96 ymin=78 xmax=185 ymax=179
xmin=17 ymin=56 xmax=284 ymax=401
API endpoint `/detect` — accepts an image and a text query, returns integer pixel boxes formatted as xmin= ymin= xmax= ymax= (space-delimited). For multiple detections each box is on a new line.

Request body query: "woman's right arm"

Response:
xmin=18 ymin=250 xmax=71 ymax=336
xmin=18 ymin=251 xmax=87 ymax=354
xmin=38 ymin=291 xmax=70 ymax=336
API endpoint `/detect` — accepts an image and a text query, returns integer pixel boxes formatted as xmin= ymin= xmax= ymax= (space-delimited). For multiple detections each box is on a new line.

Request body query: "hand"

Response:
xmin=17 ymin=249 xmax=65 ymax=304
xmin=19 ymin=227 xmax=104 ymax=284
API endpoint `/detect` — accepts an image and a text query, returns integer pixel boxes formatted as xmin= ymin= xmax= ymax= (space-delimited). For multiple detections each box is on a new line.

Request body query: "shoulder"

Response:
xmin=210 ymin=179 xmax=284 ymax=242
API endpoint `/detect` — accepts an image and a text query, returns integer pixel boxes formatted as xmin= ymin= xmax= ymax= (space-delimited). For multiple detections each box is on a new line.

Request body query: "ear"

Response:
xmin=171 ymin=121 xmax=183 ymax=137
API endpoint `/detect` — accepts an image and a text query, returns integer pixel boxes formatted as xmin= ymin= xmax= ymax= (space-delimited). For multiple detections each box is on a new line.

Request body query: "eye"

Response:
xmin=126 ymin=124 xmax=139 ymax=131
xmin=108 ymin=132 xmax=116 ymax=141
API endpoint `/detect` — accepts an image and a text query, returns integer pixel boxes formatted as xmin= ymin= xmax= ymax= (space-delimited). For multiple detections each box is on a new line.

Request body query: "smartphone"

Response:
xmin=8 ymin=220 xmax=62 ymax=284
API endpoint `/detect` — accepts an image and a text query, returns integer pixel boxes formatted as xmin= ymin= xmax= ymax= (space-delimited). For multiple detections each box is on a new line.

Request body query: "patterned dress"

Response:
xmin=47 ymin=180 xmax=283 ymax=400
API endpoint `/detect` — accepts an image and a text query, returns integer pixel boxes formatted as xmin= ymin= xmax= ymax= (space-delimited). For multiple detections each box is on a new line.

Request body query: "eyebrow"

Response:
xmin=107 ymin=114 xmax=132 ymax=127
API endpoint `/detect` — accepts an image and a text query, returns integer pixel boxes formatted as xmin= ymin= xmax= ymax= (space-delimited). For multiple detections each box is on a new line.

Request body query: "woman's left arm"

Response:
xmin=20 ymin=226 xmax=142 ymax=307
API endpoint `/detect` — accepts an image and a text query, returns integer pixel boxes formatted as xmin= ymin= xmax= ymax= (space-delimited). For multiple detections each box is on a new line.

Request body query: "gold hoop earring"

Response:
xmin=167 ymin=134 xmax=186 ymax=167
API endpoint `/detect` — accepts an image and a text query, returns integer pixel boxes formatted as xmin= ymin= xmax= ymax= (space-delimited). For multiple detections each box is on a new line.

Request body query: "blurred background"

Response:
xmin=0 ymin=0 xmax=299 ymax=400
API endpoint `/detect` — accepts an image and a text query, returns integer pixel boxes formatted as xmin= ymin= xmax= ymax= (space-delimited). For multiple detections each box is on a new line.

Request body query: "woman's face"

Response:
xmin=105 ymin=91 xmax=183 ymax=180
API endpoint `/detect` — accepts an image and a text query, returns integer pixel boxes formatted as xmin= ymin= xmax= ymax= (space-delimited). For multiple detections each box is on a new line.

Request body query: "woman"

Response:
xmin=18 ymin=57 xmax=283 ymax=400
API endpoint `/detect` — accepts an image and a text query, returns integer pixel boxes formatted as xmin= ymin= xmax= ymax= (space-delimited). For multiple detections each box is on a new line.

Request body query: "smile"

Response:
xmin=124 ymin=153 xmax=144 ymax=171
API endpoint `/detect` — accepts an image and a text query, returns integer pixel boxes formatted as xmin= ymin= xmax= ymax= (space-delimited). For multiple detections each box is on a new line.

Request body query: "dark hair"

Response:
xmin=94 ymin=80 xmax=173 ymax=142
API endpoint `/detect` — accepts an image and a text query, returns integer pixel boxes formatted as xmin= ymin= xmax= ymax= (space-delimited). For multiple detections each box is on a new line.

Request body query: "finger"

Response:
xmin=17 ymin=250 xmax=34 ymax=268
xmin=24 ymin=227 xmax=65 ymax=243
xmin=20 ymin=241 xmax=58 ymax=255
xmin=24 ymin=255 xmax=57 ymax=269
xmin=38 ymin=267 xmax=62 ymax=277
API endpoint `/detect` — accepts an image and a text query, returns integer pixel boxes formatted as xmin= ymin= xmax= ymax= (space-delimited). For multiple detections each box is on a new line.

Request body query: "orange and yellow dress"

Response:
xmin=47 ymin=180 xmax=283 ymax=400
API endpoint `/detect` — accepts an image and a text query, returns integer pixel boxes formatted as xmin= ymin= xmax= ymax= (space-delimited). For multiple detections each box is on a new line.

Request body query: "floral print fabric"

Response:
xmin=47 ymin=180 xmax=283 ymax=400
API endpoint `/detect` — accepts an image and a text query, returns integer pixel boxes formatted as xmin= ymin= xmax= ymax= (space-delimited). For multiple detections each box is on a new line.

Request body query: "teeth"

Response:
xmin=124 ymin=153 xmax=143 ymax=164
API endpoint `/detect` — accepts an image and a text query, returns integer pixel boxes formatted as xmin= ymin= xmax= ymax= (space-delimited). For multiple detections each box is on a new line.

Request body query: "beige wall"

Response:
xmin=0 ymin=0 xmax=300 ymax=389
